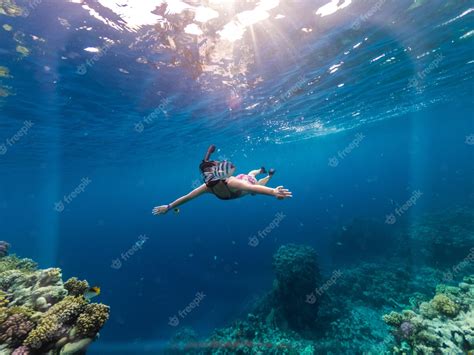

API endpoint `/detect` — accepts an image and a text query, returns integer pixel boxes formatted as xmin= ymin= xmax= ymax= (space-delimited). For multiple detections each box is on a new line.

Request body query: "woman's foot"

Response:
xmin=260 ymin=167 xmax=267 ymax=175
xmin=204 ymin=145 xmax=216 ymax=161
xmin=269 ymin=168 xmax=276 ymax=176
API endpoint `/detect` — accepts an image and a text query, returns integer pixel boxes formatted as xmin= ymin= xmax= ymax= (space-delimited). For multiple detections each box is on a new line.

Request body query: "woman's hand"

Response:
xmin=273 ymin=186 xmax=292 ymax=200
xmin=152 ymin=205 xmax=169 ymax=215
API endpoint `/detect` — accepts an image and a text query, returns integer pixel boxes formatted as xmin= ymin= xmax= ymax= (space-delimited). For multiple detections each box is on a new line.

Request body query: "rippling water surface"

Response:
xmin=0 ymin=0 xmax=472 ymax=162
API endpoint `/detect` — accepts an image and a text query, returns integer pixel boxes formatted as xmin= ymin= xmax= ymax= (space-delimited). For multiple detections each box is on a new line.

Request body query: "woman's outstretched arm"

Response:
xmin=153 ymin=184 xmax=210 ymax=215
xmin=226 ymin=178 xmax=292 ymax=199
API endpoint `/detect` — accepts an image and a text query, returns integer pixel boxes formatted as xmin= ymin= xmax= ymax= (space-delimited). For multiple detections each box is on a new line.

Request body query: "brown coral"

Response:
xmin=64 ymin=277 xmax=89 ymax=296
xmin=23 ymin=296 xmax=87 ymax=349
xmin=431 ymin=294 xmax=459 ymax=317
xmin=0 ymin=313 xmax=35 ymax=347
xmin=76 ymin=303 xmax=110 ymax=338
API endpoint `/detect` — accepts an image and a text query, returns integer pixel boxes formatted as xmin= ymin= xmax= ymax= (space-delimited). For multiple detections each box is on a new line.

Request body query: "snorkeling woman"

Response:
xmin=152 ymin=145 xmax=292 ymax=215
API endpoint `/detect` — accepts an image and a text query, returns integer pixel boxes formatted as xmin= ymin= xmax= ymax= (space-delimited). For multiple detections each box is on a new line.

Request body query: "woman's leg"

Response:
xmin=258 ymin=169 xmax=275 ymax=186
xmin=258 ymin=175 xmax=271 ymax=186
xmin=248 ymin=167 xmax=265 ymax=177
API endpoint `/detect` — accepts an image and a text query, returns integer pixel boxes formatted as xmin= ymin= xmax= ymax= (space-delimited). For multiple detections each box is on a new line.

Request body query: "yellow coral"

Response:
xmin=64 ymin=277 xmax=89 ymax=296
xmin=431 ymin=294 xmax=459 ymax=317
xmin=8 ymin=305 xmax=35 ymax=318
xmin=24 ymin=316 xmax=60 ymax=349
xmin=24 ymin=296 xmax=87 ymax=349
xmin=76 ymin=303 xmax=110 ymax=337
xmin=0 ymin=291 xmax=9 ymax=324
xmin=0 ymin=290 xmax=9 ymax=307
xmin=382 ymin=311 xmax=403 ymax=327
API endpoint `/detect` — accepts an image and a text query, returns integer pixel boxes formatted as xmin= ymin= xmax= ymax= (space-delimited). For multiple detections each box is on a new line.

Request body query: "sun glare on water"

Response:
xmin=72 ymin=0 xmax=356 ymax=101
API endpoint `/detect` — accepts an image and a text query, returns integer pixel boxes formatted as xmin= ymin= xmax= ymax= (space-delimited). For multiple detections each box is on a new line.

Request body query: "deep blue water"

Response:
xmin=0 ymin=0 xmax=473 ymax=353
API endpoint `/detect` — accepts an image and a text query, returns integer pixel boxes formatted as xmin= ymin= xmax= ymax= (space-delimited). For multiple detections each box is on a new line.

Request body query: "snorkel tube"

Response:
xmin=204 ymin=144 xmax=216 ymax=161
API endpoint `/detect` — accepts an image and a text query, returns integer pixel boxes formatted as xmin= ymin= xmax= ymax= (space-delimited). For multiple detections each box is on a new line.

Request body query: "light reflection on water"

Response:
xmin=0 ymin=0 xmax=472 ymax=159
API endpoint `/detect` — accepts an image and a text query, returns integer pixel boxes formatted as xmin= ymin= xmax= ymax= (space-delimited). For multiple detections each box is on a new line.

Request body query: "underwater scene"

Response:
xmin=0 ymin=0 xmax=473 ymax=354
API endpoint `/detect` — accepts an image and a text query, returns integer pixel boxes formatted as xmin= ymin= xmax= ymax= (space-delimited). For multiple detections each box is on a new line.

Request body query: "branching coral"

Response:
xmin=64 ymin=277 xmax=89 ymax=296
xmin=76 ymin=303 xmax=110 ymax=338
xmin=24 ymin=295 xmax=87 ymax=349
xmin=0 ymin=255 xmax=36 ymax=274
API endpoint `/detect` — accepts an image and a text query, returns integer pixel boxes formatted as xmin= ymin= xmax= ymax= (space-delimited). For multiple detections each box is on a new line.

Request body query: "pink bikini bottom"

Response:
xmin=236 ymin=174 xmax=257 ymax=185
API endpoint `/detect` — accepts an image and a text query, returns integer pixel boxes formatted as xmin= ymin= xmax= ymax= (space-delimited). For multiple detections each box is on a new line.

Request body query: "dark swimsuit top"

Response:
xmin=200 ymin=159 xmax=241 ymax=200
xmin=208 ymin=180 xmax=242 ymax=200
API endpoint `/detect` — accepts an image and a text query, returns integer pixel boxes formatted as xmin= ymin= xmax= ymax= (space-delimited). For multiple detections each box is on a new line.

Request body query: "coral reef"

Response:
xmin=315 ymin=305 xmax=394 ymax=354
xmin=326 ymin=262 xmax=439 ymax=310
xmin=76 ymin=303 xmax=110 ymax=338
xmin=64 ymin=277 xmax=90 ymax=297
xmin=175 ymin=246 xmax=442 ymax=354
xmin=0 ymin=313 xmax=35 ymax=347
xmin=254 ymin=244 xmax=321 ymax=333
xmin=201 ymin=313 xmax=314 ymax=355
xmin=166 ymin=245 xmax=322 ymax=354
xmin=0 ymin=241 xmax=9 ymax=258
xmin=383 ymin=275 xmax=474 ymax=354
xmin=0 ymin=242 xmax=110 ymax=354
xmin=165 ymin=208 xmax=473 ymax=354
